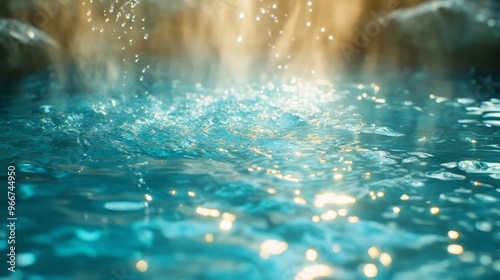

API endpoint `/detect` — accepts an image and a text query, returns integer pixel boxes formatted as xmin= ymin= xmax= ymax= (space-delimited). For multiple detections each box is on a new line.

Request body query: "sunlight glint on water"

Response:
xmin=2 ymin=77 xmax=500 ymax=279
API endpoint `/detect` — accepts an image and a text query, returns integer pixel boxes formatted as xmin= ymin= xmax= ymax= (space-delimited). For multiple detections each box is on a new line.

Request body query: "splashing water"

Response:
xmin=2 ymin=74 xmax=500 ymax=279
xmin=64 ymin=0 xmax=437 ymax=83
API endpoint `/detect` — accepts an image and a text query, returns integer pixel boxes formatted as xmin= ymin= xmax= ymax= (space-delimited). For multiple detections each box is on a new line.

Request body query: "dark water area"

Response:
xmin=1 ymin=65 xmax=500 ymax=279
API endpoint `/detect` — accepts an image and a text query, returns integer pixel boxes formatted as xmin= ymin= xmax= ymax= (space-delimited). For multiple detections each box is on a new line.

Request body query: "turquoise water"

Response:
xmin=1 ymin=71 xmax=500 ymax=280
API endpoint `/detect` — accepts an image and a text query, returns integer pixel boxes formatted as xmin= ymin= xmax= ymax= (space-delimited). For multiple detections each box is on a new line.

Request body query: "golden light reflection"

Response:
xmin=196 ymin=207 xmax=221 ymax=218
xmin=430 ymin=207 xmax=440 ymax=214
xmin=320 ymin=210 xmax=337 ymax=221
xmin=333 ymin=173 xmax=343 ymax=180
xmin=448 ymin=244 xmax=464 ymax=255
xmin=284 ymin=174 xmax=300 ymax=182
xmin=205 ymin=233 xmax=214 ymax=243
xmin=222 ymin=212 xmax=236 ymax=221
xmin=368 ymin=247 xmax=379 ymax=259
xmin=136 ymin=260 xmax=148 ymax=272
xmin=363 ymin=263 xmax=378 ymax=278
xmin=294 ymin=197 xmax=307 ymax=205
xmin=393 ymin=207 xmax=400 ymax=214
xmin=188 ymin=191 xmax=196 ymax=197
xmin=306 ymin=249 xmax=318 ymax=261
xmin=314 ymin=193 xmax=356 ymax=208
xmin=380 ymin=253 xmax=392 ymax=266
xmin=295 ymin=264 xmax=333 ymax=280
xmin=338 ymin=209 xmax=348 ymax=216
xmin=249 ymin=147 xmax=272 ymax=158
xmin=219 ymin=220 xmax=233 ymax=231
xmin=448 ymin=230 xmax=460 ymax=240
xmin=312 ymin=215 xmax=320 ymax=222
xmin=259 ymin=239 xmax=288 ymax=259
xmin=347 ymin=216 xmax=359 ymax=223
xmin=400 ymin=194 xmax=409 ymax=201
xmin=170 ymin=190 xmax=176 ymax=195
xmin=144 ymin=194 xmax=152 ymax=202
xmin=267 ymin=188 xmax=277 ymax=194
xmin=274 ymin=173 xmax=301 ymax=182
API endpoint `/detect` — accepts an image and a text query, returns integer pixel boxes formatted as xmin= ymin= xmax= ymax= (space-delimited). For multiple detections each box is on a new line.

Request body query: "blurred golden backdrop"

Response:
xmin=1 ymin=0 xmax=499 ymax=84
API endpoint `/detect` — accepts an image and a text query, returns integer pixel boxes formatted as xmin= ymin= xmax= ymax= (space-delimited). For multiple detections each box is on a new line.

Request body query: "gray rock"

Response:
xmin=370 ymin=0 xmax=500 ymax=71
xmin=0 ymin=18 xmax=61 ymax=79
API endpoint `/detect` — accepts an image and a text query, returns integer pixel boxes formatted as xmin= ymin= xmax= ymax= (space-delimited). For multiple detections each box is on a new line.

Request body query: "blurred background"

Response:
xmin=1 ymin=0 xmax=500 ymax=90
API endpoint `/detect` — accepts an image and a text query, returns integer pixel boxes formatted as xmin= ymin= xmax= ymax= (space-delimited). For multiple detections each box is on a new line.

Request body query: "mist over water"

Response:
xmin=27 ymin=0 xmax=428 ymax=84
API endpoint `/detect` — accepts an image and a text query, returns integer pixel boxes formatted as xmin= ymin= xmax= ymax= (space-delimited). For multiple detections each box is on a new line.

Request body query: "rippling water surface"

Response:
xmin=1 ymin=73 xmax=500 ymax=280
